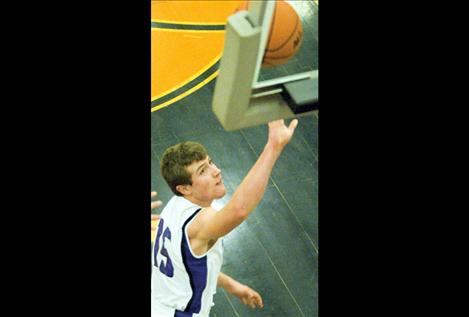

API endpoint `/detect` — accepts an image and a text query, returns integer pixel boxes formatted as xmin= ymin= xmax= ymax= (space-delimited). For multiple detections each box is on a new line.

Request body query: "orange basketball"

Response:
xmin=235 ymin=0 xmax=303 ymax=67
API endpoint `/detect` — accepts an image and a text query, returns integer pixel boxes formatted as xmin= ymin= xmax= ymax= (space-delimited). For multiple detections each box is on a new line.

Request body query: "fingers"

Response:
xmin=151 ymin=191 xmax=162 ymax=228
xmin=254 ymin=292 xmax=264 ymax=308
xmin=243 ymin=291 xmax=264 ymax=309
xmin=268 ymin=118 xmax=298 ymax=137
xmin=288 ymin=118 xmax=298 ymax=132
xmin=268 ymin=119 xmax=284 ymax=128
xmin=242 ymin=297 xmax=256 ymax=309
xmin=251 ymin=292 xmax=263 ymax=309
xmin=151 ymin=200 xmax=163 ymax=209
xmin=151 ymin=191 xmax=163 ymax=209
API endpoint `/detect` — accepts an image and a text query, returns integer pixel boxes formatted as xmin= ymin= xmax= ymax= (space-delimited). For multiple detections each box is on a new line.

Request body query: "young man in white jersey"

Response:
xmin=152 ymin=119 xmax=298 ymax=317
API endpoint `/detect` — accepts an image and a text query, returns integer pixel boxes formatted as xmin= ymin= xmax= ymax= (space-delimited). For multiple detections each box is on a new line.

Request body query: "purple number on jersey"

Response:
xmin=153 ymin=218 xmax=174 ymax=278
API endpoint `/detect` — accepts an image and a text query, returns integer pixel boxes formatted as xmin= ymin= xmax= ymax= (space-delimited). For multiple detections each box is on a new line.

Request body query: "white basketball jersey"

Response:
xmin=151 ymin=196 xmax=224 ymax=317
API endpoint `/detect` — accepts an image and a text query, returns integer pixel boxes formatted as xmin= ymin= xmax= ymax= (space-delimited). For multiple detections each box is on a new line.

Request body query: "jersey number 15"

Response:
xmin=153 ymin=218 xmax=174 ymax=277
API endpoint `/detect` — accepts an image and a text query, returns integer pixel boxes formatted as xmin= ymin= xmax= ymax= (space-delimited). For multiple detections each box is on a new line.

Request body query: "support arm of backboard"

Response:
xmin=212 ymin=5 xmax=318 ymax=131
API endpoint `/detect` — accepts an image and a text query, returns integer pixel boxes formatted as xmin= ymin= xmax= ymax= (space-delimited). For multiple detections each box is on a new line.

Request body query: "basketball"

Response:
xmin=235 ymin=0 xmax=303 ymax=67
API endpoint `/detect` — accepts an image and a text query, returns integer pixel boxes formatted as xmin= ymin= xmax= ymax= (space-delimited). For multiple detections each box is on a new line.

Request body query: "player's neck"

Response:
xmin=184 ymin=195 xmax=213 ymax=208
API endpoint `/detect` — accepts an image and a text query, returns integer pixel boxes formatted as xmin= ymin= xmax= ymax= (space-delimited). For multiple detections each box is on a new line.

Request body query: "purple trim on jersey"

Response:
xmin=176 ymin=208 xmax=206 ymax=316
xmin=174 ymin=311 xmax=193 ymax=317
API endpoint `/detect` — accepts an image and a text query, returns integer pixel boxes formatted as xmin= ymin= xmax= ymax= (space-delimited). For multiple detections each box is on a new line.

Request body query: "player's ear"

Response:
xmin=176 ymin=184 xmax=191 ymax=196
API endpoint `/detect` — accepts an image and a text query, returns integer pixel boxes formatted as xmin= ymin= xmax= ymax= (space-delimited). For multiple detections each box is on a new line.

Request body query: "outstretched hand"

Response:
xmin=267 ymin=119 xmax=298 ymax=151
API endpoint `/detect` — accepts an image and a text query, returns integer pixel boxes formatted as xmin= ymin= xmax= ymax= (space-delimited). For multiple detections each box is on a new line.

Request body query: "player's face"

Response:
xmin=186 ymin=156 xmax=226 ymax=202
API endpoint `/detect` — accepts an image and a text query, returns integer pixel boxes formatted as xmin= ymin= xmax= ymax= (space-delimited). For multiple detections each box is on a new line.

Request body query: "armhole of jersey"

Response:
xmin=184 ymin=208 xmax=219 ymax=259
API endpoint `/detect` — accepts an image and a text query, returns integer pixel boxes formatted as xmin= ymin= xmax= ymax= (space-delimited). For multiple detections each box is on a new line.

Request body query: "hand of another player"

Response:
xmin=151 ymin=191 xmax=162 ymax=231
xmin=151 ymin=191 xmax=163 ymax=209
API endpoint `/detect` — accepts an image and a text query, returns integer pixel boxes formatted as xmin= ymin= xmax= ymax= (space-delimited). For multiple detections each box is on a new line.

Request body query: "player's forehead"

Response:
xmin=187 ymin=155 xmax=210 ymax=174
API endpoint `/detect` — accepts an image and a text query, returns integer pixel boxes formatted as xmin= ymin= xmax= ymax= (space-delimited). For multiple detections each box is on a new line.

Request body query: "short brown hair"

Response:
xmin=160 ymin=141 xmax=208 ymax=196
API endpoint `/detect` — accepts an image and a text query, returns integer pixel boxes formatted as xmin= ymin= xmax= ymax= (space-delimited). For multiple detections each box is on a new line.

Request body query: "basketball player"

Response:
xmin=152 ymin=119 xmax=298 ymax=317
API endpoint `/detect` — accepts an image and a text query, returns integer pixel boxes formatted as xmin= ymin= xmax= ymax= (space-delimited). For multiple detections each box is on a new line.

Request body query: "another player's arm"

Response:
xmin=151 ymin=191 xmax=162 ymax=231
xmin=191 ymin=120 xmax=298 ymax=241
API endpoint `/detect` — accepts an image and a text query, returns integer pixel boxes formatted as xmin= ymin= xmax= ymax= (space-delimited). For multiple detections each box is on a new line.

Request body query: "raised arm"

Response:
xmin=190 ymin=119 xmax=298 ymax=242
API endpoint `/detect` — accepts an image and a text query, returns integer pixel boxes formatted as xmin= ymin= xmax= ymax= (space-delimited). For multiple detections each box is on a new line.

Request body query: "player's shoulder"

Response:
xmin=187 ymin=207 xmax=216 ymax=236
xmin=192 ymin=206 xmax=216 ymax=224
